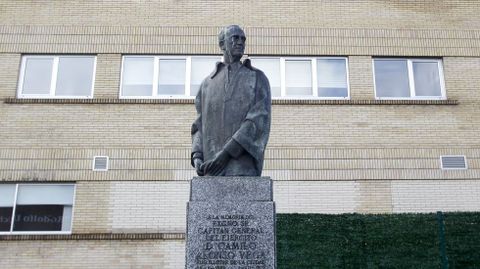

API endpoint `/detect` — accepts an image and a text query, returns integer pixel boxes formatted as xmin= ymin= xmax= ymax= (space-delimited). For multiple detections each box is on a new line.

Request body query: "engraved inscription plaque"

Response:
xmin=185 ymin=177 xmax=276 ymax=269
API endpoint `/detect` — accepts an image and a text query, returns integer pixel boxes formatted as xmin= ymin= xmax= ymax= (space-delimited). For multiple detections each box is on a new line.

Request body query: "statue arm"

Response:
xmin=191 ymin=86 xmax=204 ymax=175
xmin=229 ymin=70 xmax=271 ymax=162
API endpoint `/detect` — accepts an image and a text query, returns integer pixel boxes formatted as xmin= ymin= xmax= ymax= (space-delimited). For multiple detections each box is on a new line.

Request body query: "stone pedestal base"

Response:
xmin=185 ymin=177 xmax=276 ymax=269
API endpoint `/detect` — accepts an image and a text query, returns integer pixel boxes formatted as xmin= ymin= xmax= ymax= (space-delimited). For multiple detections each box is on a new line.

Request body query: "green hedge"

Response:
xmin=277 ymin=213 xmax=480 ymax=269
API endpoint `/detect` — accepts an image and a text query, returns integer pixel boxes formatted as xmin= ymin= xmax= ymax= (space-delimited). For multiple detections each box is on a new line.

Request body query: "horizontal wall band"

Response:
xmin=0 ymin=147 xmax=478 ymax=181
xmin=1 ymin=25 xmax=479 ymax=56
xmin=3 ymin=98 xmax=459 ymax=106
xmin=0 ymin=232 xmax=185 ymax=241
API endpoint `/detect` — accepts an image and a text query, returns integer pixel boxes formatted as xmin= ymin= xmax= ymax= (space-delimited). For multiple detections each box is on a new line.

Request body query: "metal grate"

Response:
xmin=93 ymin=156 xmax=109 ymax=171
xmin=440 ymin=155 xmax=467 ymax=170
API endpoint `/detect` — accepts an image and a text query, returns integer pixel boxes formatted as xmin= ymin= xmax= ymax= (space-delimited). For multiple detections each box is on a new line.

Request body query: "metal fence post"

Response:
xmin=437 ymin=211 xmax=449 ymax=269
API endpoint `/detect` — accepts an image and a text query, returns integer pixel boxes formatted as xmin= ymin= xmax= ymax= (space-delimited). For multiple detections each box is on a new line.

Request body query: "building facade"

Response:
xmin=1 ymin=1 xmax=480 ymax=268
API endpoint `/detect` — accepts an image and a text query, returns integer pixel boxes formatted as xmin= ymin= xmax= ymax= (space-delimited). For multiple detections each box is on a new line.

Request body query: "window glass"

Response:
xmin=413 ymin=62 xmax=442 ymax=97
xmin=285 ymin=60 xmax=312 ymax=96
xmin=122 ymin=57 xmax=154 ymax=96
xmin=16 ymin=185 xmax=75 ymax=205
xmin=250 ymin=59 xmax=281 ymax=97
xmin=317 ymin=59 xmax=348 ymax=98
xmin=19 ymin=56 xmax=96 ymax=98
xmin=0 ymin=185 xmax=15 ymax=232
xmin=0 ymin=184 xmax=75 ymax=233
xmin=374 ymin=60 xmax=410 ymax=98
xmin=13 ymin=205 xmax=65 ymax=232
xmin=119 ymin=56 xmax=350 ymax=99
xmin=191 ymin=57 xmax=219 ymax=97
xmin=22 ymin=58 xmax=53 ymax=95
xmin=61 ymin=205 xmax=73 ymax=231
xmin=0 ymin=185 xmax=16 ymax=206
xmin=0 ymin=207 xmax=12 ymax=231
xmin=158 ymin=59 xmax=186 ymax=95
xmin=13 ymin=185 xmax=74 ymax=232
xmin=56 ymin=57 xmax=95 ymax=96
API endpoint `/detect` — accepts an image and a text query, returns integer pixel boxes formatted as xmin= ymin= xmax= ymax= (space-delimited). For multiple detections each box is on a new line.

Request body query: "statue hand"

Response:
xmin=193 ymin=158 xmax=205 ymax=176
xmin=204 ymin=150 xmax=230 ymax=176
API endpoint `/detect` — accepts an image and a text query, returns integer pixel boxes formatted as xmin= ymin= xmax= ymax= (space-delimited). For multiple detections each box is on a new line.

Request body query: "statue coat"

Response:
xmin=191 ymin=59 xmax=271 ymax=176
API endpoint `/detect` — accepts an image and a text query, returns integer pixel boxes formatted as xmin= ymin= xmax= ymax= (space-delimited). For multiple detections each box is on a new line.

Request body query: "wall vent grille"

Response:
xmin=440 ymin=155 xmax=467 ymax=170
xmin=93 ymin=156 xmax=109 ymax=171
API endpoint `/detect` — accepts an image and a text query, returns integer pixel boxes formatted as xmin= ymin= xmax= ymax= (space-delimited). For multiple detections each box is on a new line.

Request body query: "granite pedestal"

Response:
xmin=186 ymin=177 xmax=276 ymax=269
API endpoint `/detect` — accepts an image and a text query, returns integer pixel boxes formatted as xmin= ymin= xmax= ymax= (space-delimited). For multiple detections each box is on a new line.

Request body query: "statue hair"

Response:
xmin=218 ymin=25 xmax=243 ymax=46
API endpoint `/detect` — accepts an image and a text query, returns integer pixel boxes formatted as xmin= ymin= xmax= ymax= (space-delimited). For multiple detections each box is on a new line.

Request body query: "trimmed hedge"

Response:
xmin=277 ymin=213 xmax=480 ymax=269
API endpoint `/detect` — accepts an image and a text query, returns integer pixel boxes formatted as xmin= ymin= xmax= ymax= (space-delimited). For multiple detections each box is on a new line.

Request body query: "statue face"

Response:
xmin=224 ymin=26 xmax=246 ymax=60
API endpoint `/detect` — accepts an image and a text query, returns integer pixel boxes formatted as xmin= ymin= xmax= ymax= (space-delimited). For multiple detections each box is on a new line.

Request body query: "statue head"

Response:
xmin=218 ymin=25 xmax=246 ymax=64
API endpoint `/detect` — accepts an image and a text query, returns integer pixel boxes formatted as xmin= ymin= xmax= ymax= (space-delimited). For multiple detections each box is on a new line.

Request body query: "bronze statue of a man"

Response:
xmin=191 ymin=25 xmax=271 ymax=176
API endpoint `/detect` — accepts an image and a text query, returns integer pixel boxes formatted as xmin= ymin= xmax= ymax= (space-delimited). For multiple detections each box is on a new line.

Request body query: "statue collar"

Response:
xmin=210 ymin=58 xmax=252 ymax=79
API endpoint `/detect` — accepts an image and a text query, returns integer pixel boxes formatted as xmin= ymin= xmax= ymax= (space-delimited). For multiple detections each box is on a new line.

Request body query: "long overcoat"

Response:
xmin=191 ymin=59 xmax=271 ymax=176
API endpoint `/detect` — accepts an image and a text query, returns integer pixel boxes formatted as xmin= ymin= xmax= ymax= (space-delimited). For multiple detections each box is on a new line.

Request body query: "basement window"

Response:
xmin=18 ymin=55 xmax=96 ymax=98
xmin=373 ymin=58 xmax=445 ymax=99
xmin=0 ymin=184 xmax=75 ymax=234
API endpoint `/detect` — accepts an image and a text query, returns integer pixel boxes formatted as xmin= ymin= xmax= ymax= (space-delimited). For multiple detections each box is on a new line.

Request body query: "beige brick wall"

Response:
xmin=1 ymin=26 xmax=479 ymax=56
xmin=74 ymin=182 xmax=112 ymax=233
xmin=391 ymin=180 xmax=480 ymax=213
xmin=357 ymin=181 xmax=392 ymax=213
xmin=94 ymin=54 xmax=122 ymax=98
xmin=0 ymin=53 xmax=20 ymax=98
xmin=274 ymin=181 xmax=357 ymax=213
xmin=348 ymin=56 xmax=375 ymax=100
xmin=73 ymin=181 xmax=189 ymax=233
xmin=1 ymin=2 xmax=479 ymax=55
xmin=4 ymin=55 xmax=479 ymax=152
xmin=70 ymin=180 xmax=480 ymax=233
xmin=1 ymin=0 xmax=478 ymax=29
xmin=0 ymin=147 xmax=479 ymax=182
xmin=275 ymin=180 xmax=480 ymax=214
xmin=110 ymin=181 xmax=189 ymax=233
xmin=0 ymin=240 xmax=185 ymax=269
xmin=1 ymin=1 xmax=479 ymax=268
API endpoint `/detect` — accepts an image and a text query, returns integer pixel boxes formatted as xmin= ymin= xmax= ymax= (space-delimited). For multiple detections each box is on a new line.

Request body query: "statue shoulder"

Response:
xmin=208 ymin=61 xmax=225 ymax=80
xmin=198 ymin=62 xmax=224 ymax=91
xmin=243 ymin=59 xmax=267 ymax=79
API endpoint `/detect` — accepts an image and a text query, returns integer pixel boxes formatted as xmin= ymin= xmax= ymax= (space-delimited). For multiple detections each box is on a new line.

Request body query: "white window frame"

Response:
xmin=0 ymin=183 xmax=76 ymax=235
xmin=373 ymin=58 xmax=446 ymax=100
xmin=250 ymin=56 xmax=350 ymax=100
xmin=17 ymin=55 xmax=96 ymax=99
xmin=119 ymin=55 xmax=221 ymax=99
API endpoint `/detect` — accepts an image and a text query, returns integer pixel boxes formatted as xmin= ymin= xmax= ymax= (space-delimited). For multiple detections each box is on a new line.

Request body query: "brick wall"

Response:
xmin=1 ymin=1 xmax=479 ymax=267
xmin=1 ymin=0 xmax=478 ymax=29
xmin=68 ymin=180 xmax=480 ymax=233
xmin=0 ymin=240 xmax=185 ymax=269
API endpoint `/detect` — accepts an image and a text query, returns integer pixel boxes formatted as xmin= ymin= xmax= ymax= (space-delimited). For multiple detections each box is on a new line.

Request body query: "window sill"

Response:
xmin=4 ymin=98 xmax=195 ymax=104
xmin=3 ymin=97 xmax=459 ymax=105
xmin=0 ymin=232 xmax=185 ymax=241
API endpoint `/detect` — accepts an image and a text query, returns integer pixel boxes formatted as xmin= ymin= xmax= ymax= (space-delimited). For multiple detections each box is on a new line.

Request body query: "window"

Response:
xmin=250 ymin=58 xmax=281 ymax=97
xmin=18 ymin=55 xmax=96 ymax=98
xmin=250 ymin=57 xmax=349 ymax=99
xmin=121 ymin=56 xmax=349 ymax=99
xmin=120 ymin=56 xmax=221 ymax=98
xmin=0 ymin=184 xmax=75 ymax=234
xmin=285 ymin=60 xmax=312 ymax=96
xmin=190 ymin=57 xmax=221 ymax=97
xmin=373 ymin=58 xmax=445 ymax=99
